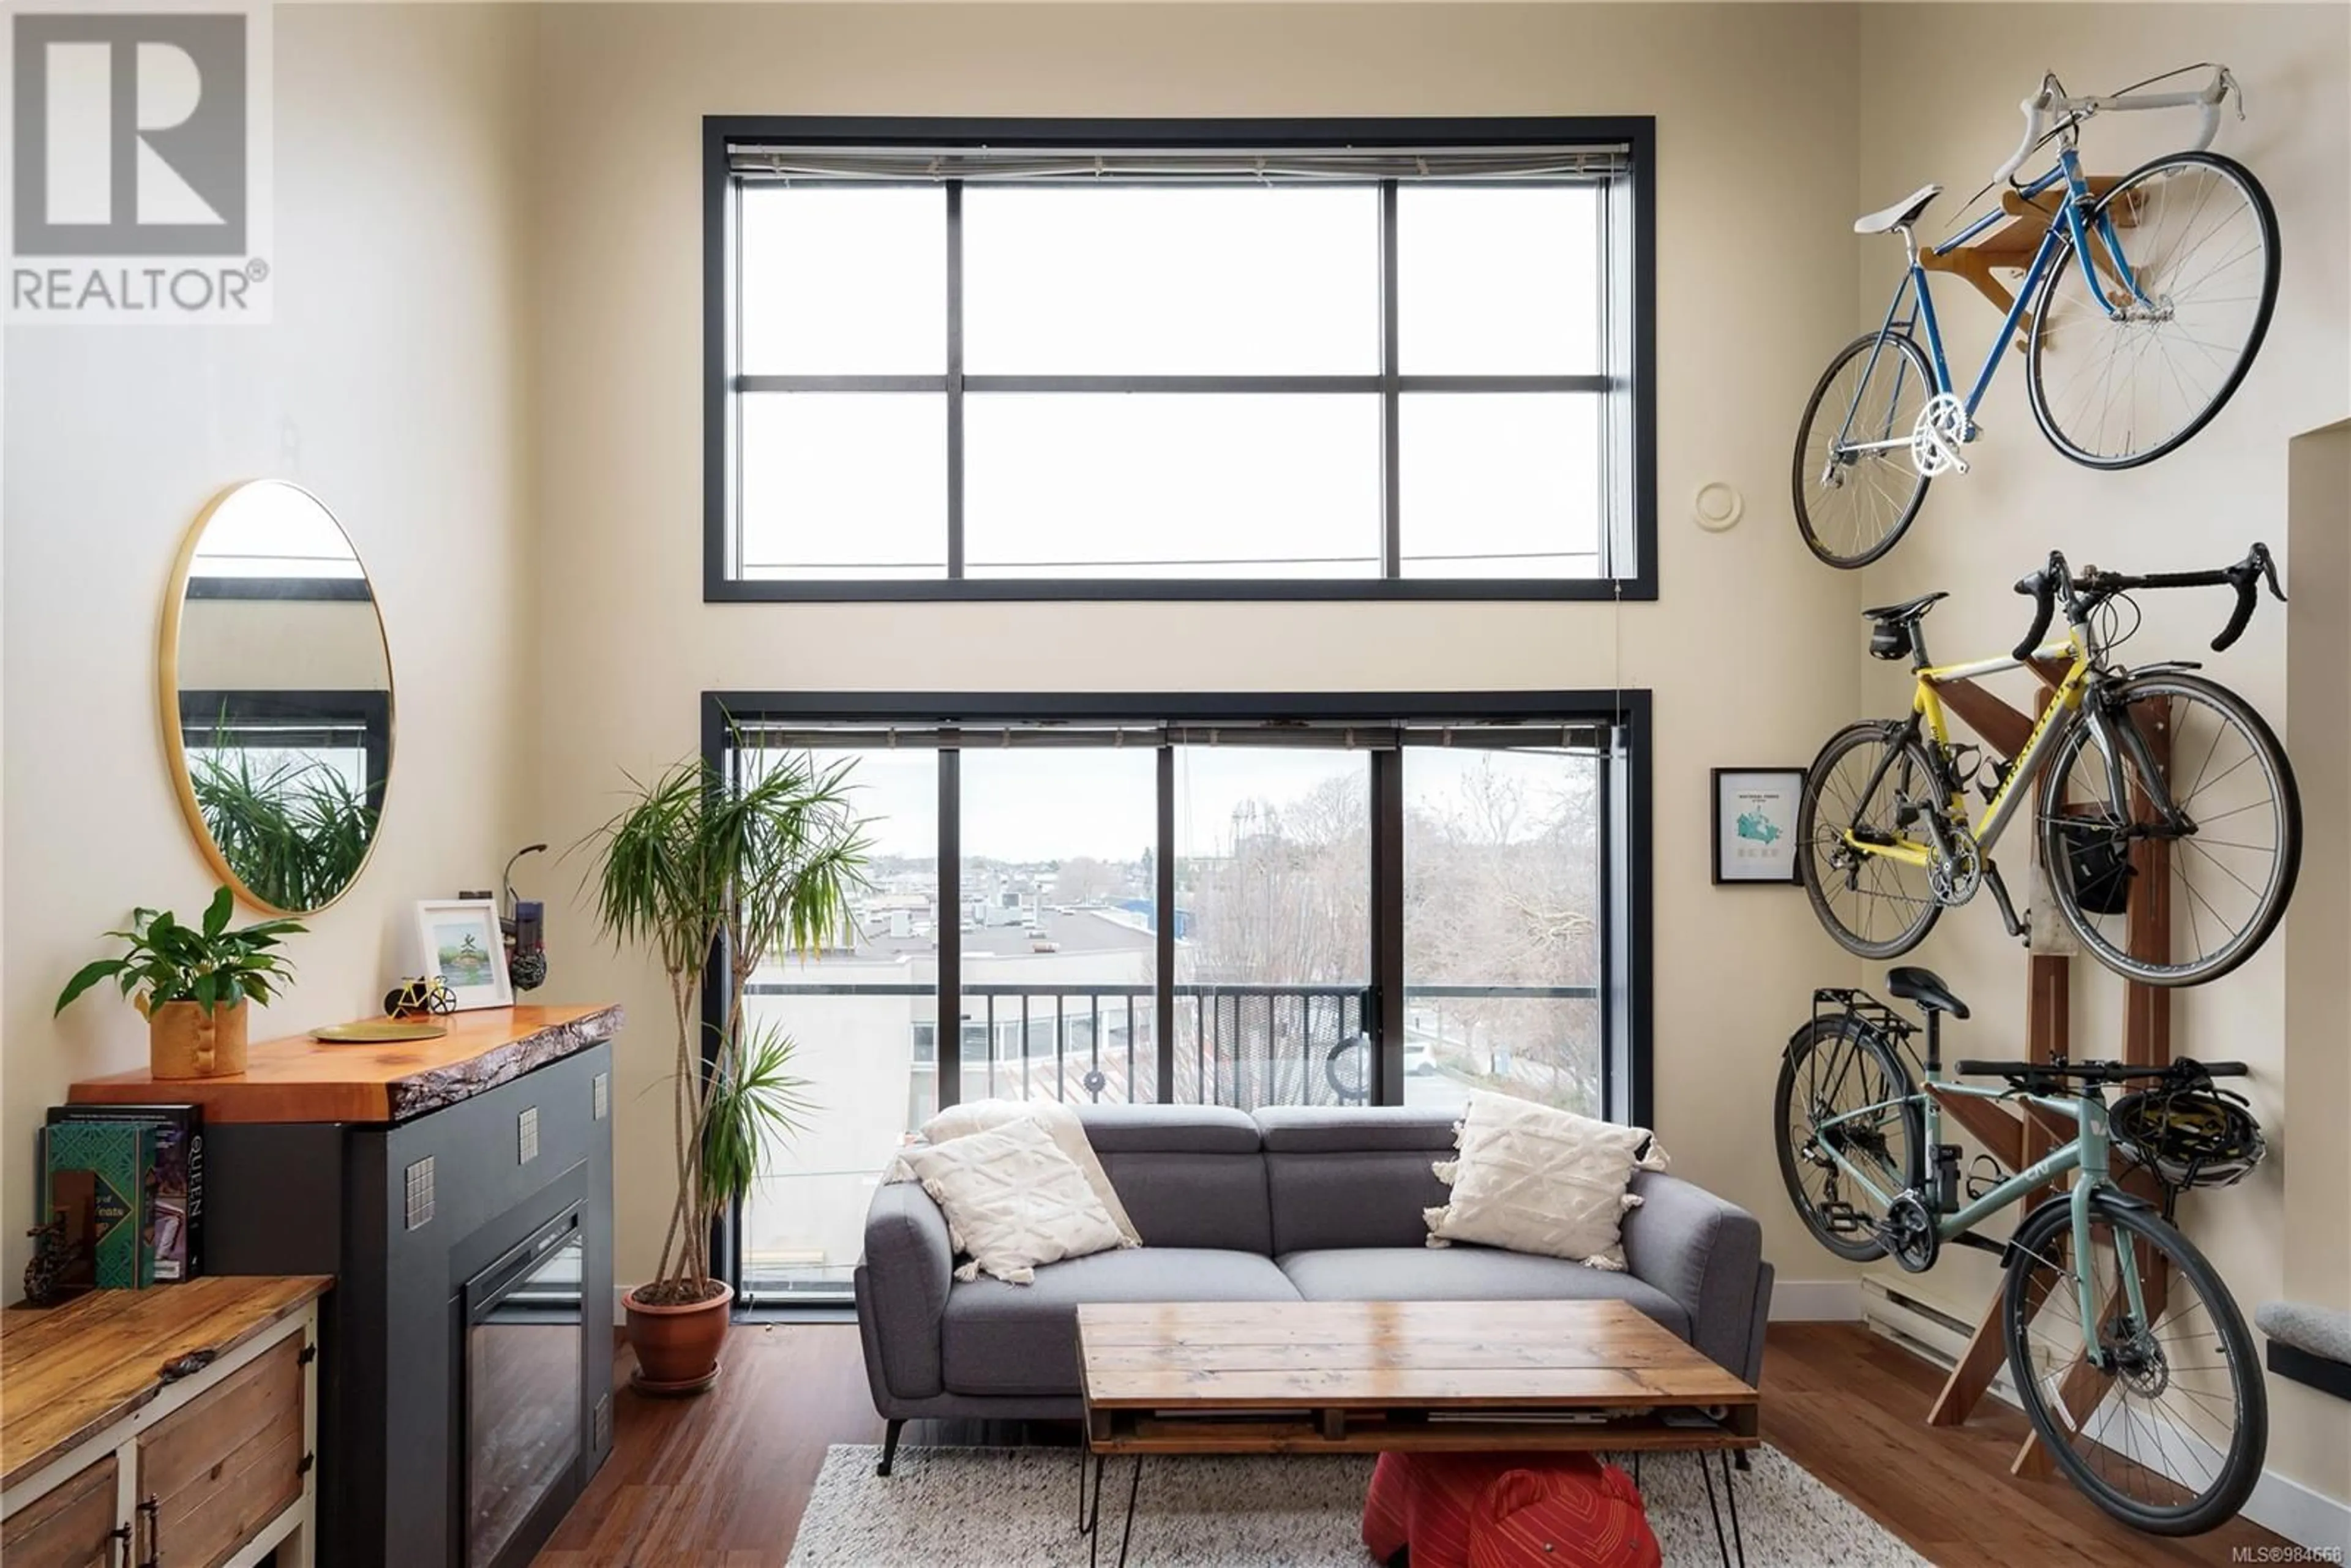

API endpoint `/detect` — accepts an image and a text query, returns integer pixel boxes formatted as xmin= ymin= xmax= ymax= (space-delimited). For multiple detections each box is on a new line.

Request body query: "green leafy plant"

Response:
xmin=54 ymin=886 xmax=306 ymax=1019
xmin=189 ymin=740 xmax=378 ymax=913
xmin=582 ymin=741 xmax=868 ymax=1305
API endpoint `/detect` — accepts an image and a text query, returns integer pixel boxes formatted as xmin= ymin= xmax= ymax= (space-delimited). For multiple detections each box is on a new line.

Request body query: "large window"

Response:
xmin=714 ymin=691 xmax=1650 ymax=1304
xmin=705 ymin=118 xmax=1655 ymax=600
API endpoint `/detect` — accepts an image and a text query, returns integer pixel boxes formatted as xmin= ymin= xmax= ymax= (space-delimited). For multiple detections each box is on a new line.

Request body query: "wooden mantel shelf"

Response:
xmin=70 ymin=1003 xmax=623 ymax=1126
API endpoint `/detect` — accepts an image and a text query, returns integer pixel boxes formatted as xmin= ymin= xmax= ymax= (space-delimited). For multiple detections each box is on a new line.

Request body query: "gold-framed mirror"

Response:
xmin=159 ymin=481 xmax=394 ymax=915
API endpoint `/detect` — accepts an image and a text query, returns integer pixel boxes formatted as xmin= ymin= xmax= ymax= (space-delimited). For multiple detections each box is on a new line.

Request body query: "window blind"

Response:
xmin=726 ymin=145 xmax=1632 ymax=184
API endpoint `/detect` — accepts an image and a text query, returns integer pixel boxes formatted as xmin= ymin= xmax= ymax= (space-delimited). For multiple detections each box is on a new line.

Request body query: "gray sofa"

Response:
xmin=853 ymin=1105 xmax=1775 ymax=1471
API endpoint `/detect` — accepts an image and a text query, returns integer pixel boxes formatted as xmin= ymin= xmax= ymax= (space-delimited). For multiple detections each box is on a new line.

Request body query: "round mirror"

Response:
xmin=160 ymin=481 xmax=394 ymax=915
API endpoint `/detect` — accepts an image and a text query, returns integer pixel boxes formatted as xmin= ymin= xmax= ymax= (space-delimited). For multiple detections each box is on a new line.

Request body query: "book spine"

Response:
xmin=136 ymin=1125 xmax=157 ymax=1288
xmin=183 ymin=1120 xmax=205 ymax=1281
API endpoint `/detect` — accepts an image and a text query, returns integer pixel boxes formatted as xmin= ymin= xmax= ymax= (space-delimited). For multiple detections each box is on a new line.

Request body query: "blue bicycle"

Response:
xmin=1796 ymin=65 xmax=2279 ymax=569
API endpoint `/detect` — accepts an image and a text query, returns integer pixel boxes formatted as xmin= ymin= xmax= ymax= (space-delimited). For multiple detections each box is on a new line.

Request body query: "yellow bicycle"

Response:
xmin=1798 ymin=544 xmax=2298 ymax=986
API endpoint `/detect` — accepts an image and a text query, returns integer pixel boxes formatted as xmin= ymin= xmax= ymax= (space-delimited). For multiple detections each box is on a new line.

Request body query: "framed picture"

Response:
xmin=1712 ymin=768 xmax=1805 ymax=885
xmin=412 ymin=898 xmax=513 ymax=1010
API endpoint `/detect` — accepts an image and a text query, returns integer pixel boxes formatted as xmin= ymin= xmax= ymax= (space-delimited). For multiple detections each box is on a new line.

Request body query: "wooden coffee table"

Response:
xmin=1075 ymin=1299 xmax=1760 ymax=1566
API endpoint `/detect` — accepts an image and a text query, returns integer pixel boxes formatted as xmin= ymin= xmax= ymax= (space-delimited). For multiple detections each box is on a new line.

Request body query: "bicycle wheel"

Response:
xmin=2003 ymin=1192 xmax=2265 ymax=1534
xmin=1773 ymin=1015 xmax=1918 ymax=1262
xmin=1798 ymin=723 xmax=1944 ymax=959
xmin=2038 ymin=672 xmax=2300 ymax=986
xmin=2027 ymin=151 xmax=2279 ymax=469
xmin=1793 ymin=332 xmax=1937 ymax=569
xmin=1323 ymin=1037 xmax=1370 ymax=1105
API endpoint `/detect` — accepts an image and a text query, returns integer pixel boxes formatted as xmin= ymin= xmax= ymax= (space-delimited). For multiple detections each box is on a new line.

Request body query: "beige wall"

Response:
xmin=1854 ymin=2 xmax=2351 ymax=1516
xmin=527 ymin=1 xmax=1871 ymax=1307
xmin=1 ymin=4 xmax=540 ymax=1283
xmin=179 ymin=597 xmax=391 ymax=692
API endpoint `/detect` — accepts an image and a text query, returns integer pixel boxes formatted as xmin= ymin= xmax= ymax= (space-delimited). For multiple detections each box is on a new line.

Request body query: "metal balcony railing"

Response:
xmin=744 ymin=979 xmax=1597 ymax=1111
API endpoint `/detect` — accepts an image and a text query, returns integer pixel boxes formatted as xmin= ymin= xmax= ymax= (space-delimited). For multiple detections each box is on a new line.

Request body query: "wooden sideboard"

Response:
xmin=2 ymin=1275 xmax=330 ymax=1568
xmin=69 ymin=1004 xmax=621 ymax=1568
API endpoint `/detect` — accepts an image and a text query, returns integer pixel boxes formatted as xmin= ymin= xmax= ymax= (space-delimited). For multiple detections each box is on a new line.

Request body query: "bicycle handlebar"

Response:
xmin=2012 ymin=542 xmax=2284 ymax=661
xmin=1992 ymin=65 xmax=2234 ymax=187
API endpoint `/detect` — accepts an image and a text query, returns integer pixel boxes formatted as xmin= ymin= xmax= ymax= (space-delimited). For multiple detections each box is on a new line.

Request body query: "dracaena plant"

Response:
xmin=582 ymin=741 xmax=868 ymax=1306
xmin=54 ymin=887 xmax=306 ymax=1019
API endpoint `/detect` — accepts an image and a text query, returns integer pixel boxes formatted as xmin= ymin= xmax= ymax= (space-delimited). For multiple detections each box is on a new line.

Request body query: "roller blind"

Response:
xmin=726 ymin=144 xmax=1632 ymax=184
xmin=730 ymin=720 xmax=1610 ymax=753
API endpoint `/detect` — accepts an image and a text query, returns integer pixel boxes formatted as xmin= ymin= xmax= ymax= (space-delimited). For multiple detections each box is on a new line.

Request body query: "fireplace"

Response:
xmin=463 ymin=1204 xmax=590 ymax=1568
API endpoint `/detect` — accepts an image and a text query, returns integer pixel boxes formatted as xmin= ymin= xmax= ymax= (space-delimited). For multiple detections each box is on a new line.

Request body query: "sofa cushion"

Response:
xmin=1273 ymin=1247 xmax=1693 ymax=1341
xmin=1079 ymin=1104 xmax=1262 ymax=1155
xmin=1096 ymin=1151 xmax=1273 ymax=1255
xmin=1256 ymin=1105 xmax=1458 ymax=1153
xmin=1267 ymin=1149 xmax=1450 ymax=1254
xmin=941 ymin=1248 xmax=1301 ymax=1397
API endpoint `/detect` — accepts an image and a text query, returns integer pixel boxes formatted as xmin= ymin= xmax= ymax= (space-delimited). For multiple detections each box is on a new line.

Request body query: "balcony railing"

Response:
xmin=743 ymin=979 xmax=1597 ymax=1111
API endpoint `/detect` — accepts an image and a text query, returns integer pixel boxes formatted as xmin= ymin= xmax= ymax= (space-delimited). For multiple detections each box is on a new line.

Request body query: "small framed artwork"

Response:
xmin=1712 ymin=768 xmax=1805 ymax=885
xmin=413 ymin=898 xmax=514 ymax=1010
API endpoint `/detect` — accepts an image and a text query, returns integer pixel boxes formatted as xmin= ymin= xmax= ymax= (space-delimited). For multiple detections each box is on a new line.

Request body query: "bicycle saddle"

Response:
xmin=1888 ymin=966 xmax=1970 ymax=1019
xmin=1854 ymin=184 xmax=1941 ymax=235
xmin=1861 ymin=590 xmax=1948 ymax=625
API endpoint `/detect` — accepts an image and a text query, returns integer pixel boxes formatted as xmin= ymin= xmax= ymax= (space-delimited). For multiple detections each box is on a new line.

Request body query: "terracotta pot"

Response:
xmin=623 ymin=1280 xmax=733 ymax=1395
xmin=148 ymin=999 xmax=249 ymax=1079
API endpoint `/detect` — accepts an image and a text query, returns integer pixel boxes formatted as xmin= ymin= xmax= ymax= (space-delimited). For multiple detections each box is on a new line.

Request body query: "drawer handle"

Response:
xmin=135 ymin=1495 xmax=160 ymax=1568
xmin=108 ymin=1523 xmax=130 ymax=1568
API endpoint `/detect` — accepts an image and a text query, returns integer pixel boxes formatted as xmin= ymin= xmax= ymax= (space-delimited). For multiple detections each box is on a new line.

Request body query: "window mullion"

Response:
xmin=945 ymin=180 xmax=965 ymax=579
xmin=1379 ymin=178 xmax=1400 ymax=580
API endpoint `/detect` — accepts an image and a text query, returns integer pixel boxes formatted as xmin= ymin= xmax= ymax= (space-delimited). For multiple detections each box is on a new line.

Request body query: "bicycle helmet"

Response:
xmin=2110 ymin=1077 xmax=2267 ymax=1190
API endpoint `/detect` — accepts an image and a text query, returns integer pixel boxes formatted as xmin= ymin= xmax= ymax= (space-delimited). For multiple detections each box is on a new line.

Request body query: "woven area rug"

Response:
xmin=787 ymin=1444 xmax=1925 ymax=1566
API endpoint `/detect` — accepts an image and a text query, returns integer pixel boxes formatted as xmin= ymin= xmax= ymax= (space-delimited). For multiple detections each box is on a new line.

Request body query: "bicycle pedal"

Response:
xmin=1820 ymin=1203 xmax=1867 ymax=1236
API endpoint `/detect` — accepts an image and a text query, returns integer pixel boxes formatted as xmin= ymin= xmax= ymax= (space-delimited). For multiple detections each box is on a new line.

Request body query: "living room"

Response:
xmin=2 ymin=2 xmax=2345 ymax=1565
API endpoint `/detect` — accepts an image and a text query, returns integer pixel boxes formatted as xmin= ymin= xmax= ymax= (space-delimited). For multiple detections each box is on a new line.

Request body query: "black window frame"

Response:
xmin=699 ymin=688 xmax=1652 ymax=1300
xmin=702 ymin=116 xmax=1658 ymax=602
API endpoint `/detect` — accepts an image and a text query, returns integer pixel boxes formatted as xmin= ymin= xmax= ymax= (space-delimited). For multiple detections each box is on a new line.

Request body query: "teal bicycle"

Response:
xmin=1776 ymin=968 xmax=2267 ymax=1534
xmin=1795 ymin=64 xmax=2279 ymax=568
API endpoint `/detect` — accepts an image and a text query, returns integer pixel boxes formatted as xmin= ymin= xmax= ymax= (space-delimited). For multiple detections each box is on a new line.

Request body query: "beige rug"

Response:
xmin=788 ymin=1444 xmax=1927 ymax=1566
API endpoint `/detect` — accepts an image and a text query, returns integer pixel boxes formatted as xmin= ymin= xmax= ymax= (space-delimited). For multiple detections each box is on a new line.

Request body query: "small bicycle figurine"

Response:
xmin=1794 ymin=63 xmax=2278 ymax=568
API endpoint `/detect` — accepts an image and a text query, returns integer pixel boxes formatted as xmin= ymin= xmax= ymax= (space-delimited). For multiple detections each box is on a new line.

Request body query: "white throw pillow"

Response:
xmin=909 ymin=1099 xmax=1142 ymax=1245
xmin=1424 ymin=1092 xmax=1668 ymax=1270
xmin=898 ymin=1117 xmax=1131 ymax=1285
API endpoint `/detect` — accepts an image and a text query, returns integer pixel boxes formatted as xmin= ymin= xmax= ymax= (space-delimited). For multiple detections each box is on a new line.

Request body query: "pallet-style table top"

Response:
xmin=1078 ymin=1299 xmax=1758 ymax=1454
xmin=2 ymin=1275 xmax=330 ymax=1491
xmin=69 ymin=1003 xmax=621 ymax=1125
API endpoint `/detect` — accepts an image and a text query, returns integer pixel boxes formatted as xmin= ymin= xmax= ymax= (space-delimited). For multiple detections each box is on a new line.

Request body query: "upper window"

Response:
xmin=705 ymin=119 xmax=1654 ymax=600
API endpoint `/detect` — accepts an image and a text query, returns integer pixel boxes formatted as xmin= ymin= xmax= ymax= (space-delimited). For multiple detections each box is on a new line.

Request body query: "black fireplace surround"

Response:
xmin=201 ymin=1027 xmax=617 ymax=1566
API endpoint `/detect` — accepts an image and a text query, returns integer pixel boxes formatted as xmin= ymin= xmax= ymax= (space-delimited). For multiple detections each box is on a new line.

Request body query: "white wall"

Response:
xmin=1 ymin=4 xmax=541 ymax=1284
xmin=1854 ymin=2 xmax=2351 ymax=1521
xmin=525 ymin=0 xmax=1870 ymax=1306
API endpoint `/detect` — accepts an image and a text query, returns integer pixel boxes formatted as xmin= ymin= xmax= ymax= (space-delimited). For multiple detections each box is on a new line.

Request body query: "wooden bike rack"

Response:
xmin=1910 ymin=669 xmax=2174 ymax=1479
xmin=1919 ymin=177 xmax=2132 ymax=334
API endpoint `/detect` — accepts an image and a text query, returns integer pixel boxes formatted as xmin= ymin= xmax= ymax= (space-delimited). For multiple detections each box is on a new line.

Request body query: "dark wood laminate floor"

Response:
xmin=537 ymin=1320 xmax=2294 ymax=1566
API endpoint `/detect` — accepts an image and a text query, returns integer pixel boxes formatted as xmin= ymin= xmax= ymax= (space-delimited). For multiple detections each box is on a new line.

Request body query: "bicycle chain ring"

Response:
xmin=1908 ymin=393 xmax=1973 ymax=478
xmin=1927 ymin=828 xmax=1985 ymax=905
xmin=1882 ymin=1191 xmax=1941 ymax=1274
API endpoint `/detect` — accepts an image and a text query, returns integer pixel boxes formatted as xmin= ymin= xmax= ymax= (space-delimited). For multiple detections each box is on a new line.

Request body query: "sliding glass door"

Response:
xmin=1173 ymin=743 xmax=1371 ymax=1109
xmin=714 ymin=695 xmax=1646 ymax=1306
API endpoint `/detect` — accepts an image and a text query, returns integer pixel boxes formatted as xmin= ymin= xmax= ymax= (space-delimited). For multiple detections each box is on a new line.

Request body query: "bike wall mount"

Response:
xmin=1914 ymin=668 xmax=2177 ymax=1481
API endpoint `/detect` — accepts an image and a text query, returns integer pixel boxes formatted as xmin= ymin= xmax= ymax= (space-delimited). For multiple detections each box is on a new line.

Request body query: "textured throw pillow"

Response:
xmin=897 ymin=1117 xmax=1131 ymax=1285
xmin=1425 ymin=1092 xmax=1668 ymax=1270
xmin=909 ymin=1098 xmax=1141 ymax=1245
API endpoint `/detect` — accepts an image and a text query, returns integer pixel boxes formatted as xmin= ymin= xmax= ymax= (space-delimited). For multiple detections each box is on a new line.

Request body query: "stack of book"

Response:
xmin=37 ymin=1105 xmax=205 ymax=1291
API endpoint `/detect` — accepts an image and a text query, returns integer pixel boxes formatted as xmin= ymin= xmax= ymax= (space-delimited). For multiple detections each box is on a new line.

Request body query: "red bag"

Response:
xmin=1362 ymin=1452 xmax=1660 ymax=1568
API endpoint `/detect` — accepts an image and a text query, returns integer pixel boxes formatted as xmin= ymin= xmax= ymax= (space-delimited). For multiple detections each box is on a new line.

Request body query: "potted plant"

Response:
xmin=54 ymin=887 xmax=304 ymax=1078
xmin=583 ymin=745 xmax=866 ymax=1393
